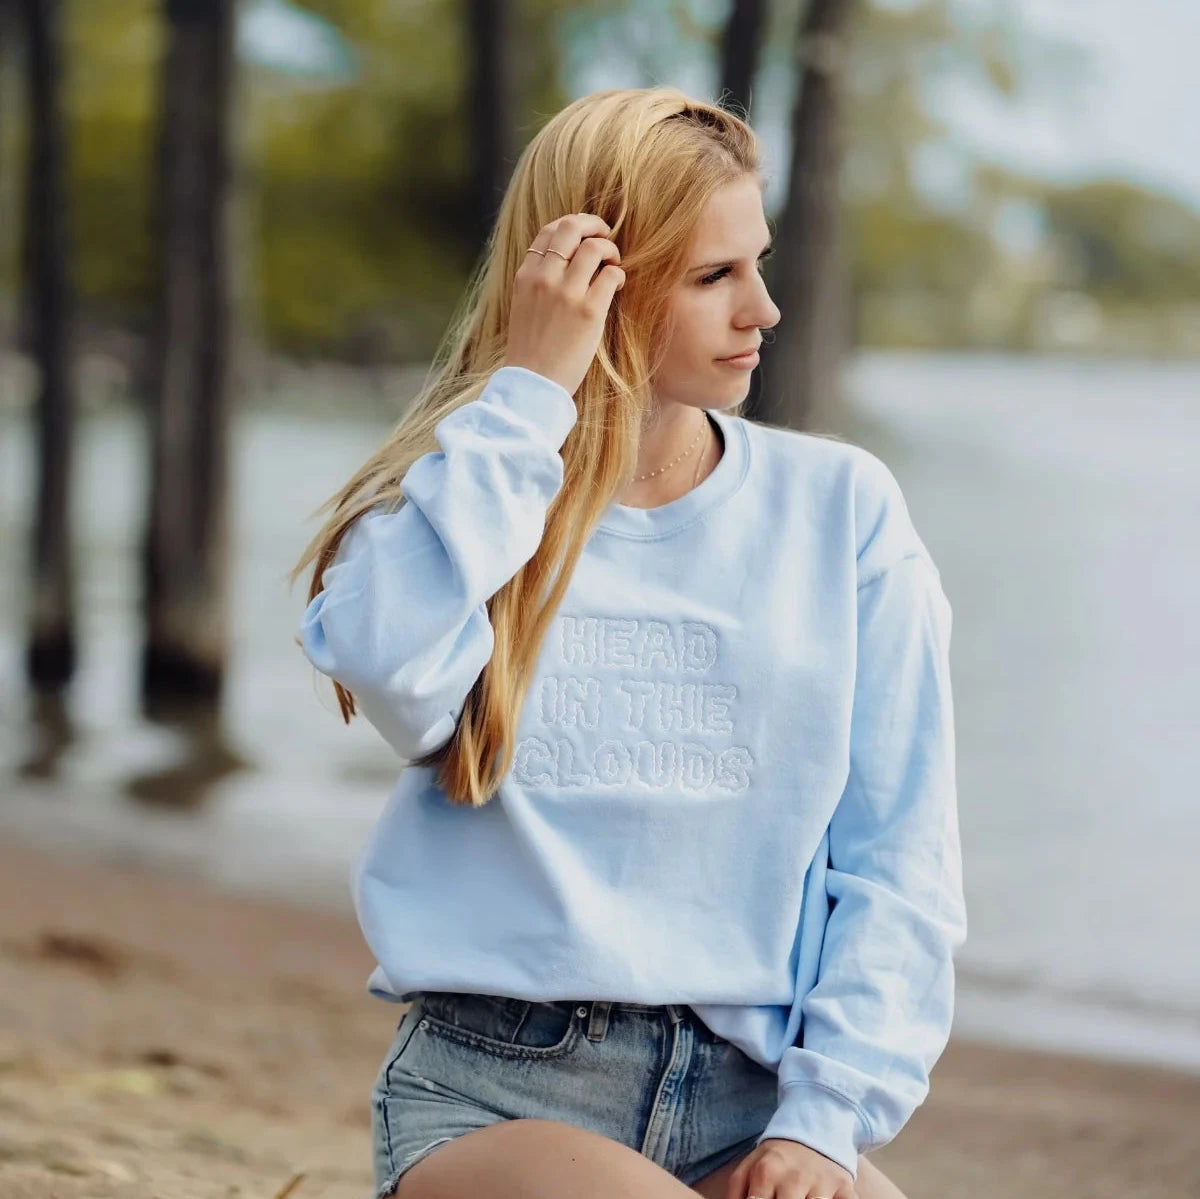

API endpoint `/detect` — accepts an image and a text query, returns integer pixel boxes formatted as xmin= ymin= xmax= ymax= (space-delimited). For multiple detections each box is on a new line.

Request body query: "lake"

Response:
xmin=2 ymin=349 xmax=1197 ymax=1073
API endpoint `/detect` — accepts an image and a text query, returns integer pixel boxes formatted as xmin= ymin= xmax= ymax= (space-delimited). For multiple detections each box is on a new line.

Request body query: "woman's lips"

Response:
xmin=718 ymin=351 xmax=760 ymax=369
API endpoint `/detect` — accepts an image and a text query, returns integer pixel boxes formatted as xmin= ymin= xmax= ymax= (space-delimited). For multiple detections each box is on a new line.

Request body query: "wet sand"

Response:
xmin=1 ymin=839 xmax=1197 ymax=1199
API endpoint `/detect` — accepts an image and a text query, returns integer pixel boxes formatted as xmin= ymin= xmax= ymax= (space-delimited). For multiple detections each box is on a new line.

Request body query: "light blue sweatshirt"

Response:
xmin=298 ymin=365 xmax=967 ymax=1179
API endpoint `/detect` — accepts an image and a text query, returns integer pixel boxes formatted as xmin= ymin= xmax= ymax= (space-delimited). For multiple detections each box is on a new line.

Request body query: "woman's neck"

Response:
xmin=615 ymin=411 xmax=722 ymax=509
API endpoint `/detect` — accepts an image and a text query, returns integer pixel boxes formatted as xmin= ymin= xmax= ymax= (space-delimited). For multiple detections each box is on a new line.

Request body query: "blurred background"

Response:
xmin=1 ymin=1 xmax=1198 ymax=1196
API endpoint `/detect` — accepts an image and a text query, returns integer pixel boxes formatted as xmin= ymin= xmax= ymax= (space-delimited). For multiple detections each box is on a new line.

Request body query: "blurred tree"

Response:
xmin=56 ymin=0 xmax=161 ymax=335
xmin=0 ymin=0 xmax=10 ymax=215
xmin=843 ymin=0 xmax=1021 ymax=350
xmin=41 ymin=0 xmax=614 ymax=360
xmin=140 ymin=0 xmax=234 ymax=708
xmin=18 ymin=0 xmax=80 ymax=689
xmin=1037 ymin=180 xmax=1200 ymax=305
xmin=719 ymin=0 xmax=767 ymax=119
xmin=4 ymin=0 xmax=1195 ymax=365
xmin=751 ymin=0 xmax=857 ymax=431
xmin=242 ymin=0 xmax=594 ymax=358
xmin=466 ymin=0 xmax=515 ymax=246
xmin=0 ymin=2 xmax=17 ymax=333
xmin=1006 ymin=175 xmax=1200 ymax=353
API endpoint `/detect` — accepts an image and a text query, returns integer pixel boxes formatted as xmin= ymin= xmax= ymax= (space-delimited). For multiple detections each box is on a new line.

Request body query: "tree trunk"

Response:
xmin=465 ymin=0 xmax=512 ymax=246
xmin=142 ymin=0 xmax=234 ymax=708
xmin=750 ymin=0 xmax=856 ymax=432
xmin=719 ymin=0 xmax=768 ymax=119
xmin=0 ymin=0 xmax=10 ymax=196
xmin=20 ymin=0 xmax=78 ymax=688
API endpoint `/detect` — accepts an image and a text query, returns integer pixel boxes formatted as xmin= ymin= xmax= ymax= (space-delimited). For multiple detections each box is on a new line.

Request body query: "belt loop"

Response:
xmin=665 ymin=1003 xmax=687 ymax=1025
xmin=585 ymin=1000 xmax=612 ymax=1042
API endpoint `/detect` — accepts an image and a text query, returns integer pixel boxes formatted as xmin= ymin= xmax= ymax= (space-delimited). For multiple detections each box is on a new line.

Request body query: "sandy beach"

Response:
xmin=1 ymin=838 xmax=1197 ymax=1199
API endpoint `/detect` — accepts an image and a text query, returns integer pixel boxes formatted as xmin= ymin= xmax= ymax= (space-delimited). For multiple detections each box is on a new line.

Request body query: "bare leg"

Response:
xmin=389 ymin=1117 xmax=707 ymax=1199
xmin=854 ymin=1155 xmax=911 ymax=1199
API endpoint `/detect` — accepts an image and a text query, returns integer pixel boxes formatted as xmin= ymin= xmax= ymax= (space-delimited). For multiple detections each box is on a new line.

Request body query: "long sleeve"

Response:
xmin=755 ymin=461 xmax=968 ymax=1179
xmin=298 ymin=365 xmax=578 ymax=759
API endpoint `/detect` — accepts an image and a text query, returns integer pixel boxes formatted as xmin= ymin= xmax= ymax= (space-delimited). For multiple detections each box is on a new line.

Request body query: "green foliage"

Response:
xmin=0 ymin=0 xmax=1195 ymax=358
xmin=1038 ymin=180 xmax=1200 ymax=303
xmin=842 ymin=0 xmax=1199 ymax=353
xmin=0 ymin=0 xmax=583 ymax=358
xmin=244 ymin=0 xmax=472 ymax=355
xmin=61 ymin=0 xmax=161 ymax=327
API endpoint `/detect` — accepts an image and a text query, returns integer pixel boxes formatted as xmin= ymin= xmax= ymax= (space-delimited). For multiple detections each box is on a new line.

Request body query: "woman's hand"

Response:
xmin=724 ymin=1138 xmax=859 ymax=1199
xmin=502 ymin=212 xmax=625 ymax=398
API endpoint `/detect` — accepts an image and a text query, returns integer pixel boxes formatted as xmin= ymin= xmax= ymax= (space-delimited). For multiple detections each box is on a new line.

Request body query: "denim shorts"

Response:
xmin=370 ymin=989 xmax=781 ymax=1198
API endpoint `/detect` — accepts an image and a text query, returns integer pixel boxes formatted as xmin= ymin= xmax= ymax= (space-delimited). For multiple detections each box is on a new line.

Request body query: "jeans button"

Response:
xmin=575 ymin=1006 xmax=588 ymax=1018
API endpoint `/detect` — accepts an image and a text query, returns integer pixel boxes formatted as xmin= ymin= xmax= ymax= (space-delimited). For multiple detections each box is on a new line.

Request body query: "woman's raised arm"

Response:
xmin=298 ymin=365 xmax=577 ymax=759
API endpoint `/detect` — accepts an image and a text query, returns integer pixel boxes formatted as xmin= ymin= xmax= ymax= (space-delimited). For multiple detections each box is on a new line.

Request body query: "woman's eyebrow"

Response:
xmin=688 ymin=238 xmax=774 ymax=274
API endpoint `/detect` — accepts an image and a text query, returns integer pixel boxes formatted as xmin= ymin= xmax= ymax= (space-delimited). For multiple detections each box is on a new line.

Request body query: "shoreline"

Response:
xmin=2 ymin=839 xmax=1198 ymax=1197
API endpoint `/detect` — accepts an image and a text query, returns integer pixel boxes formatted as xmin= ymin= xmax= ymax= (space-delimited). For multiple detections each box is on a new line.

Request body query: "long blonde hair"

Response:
xmin=289 ymin=86 xmax=765 ymax=807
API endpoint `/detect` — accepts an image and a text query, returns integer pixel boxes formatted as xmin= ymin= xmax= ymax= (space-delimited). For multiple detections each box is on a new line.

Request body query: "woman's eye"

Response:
xmin=699 ymin=252 xmax=773 ymax=287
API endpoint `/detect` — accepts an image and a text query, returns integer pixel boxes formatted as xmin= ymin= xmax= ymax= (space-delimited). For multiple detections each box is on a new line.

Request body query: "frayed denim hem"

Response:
xmin=377 ymin=1136 xmax=457 ymax=1198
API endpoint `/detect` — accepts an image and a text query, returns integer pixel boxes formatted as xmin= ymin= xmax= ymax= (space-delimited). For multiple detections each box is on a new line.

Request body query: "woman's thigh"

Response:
xmin=392 ymin=1118 xmax=706 ymax=1199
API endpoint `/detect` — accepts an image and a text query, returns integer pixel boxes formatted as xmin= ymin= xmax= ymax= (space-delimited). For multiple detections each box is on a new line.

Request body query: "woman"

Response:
xmin=291 ymin=87 xmax=966 ymax=1199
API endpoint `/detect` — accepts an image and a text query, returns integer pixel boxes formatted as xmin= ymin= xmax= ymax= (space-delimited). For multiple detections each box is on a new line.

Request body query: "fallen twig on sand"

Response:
xmin=272 ymin=1173 xmax=305 ymax=1199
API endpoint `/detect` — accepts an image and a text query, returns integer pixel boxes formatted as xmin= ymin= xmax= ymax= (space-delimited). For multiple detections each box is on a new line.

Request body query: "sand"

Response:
xmin=1 ymin=839 xmax=1197 ymax=1199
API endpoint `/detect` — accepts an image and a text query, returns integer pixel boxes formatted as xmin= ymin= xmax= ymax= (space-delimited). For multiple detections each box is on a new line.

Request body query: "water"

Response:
xmin=838 ymin=353 xmax=1200 ymax=1072
xmin=2 ymin=350 xmax=1198 ymax=1073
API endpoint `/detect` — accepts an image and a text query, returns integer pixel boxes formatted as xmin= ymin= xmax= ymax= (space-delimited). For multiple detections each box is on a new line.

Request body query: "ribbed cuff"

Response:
xmin=485 ymin=366 xmax=579 ymax=451
xmin=755 ymin=1081 xmax=872 ymax=1181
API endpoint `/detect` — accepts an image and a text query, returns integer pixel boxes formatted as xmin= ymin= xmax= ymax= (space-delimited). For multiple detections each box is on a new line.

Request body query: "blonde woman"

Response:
xmin=292 ymin=87 xmax=965 ymax=1199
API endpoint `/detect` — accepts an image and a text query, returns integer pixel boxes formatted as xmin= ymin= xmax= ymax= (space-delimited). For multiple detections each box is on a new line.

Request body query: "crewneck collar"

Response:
xmin=595 ymin=406 xmax=749 ymax=539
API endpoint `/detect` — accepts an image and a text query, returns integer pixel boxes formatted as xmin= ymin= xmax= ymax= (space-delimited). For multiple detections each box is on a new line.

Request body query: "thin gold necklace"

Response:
xmin=631 ymin=411 xmax=708 ymax=483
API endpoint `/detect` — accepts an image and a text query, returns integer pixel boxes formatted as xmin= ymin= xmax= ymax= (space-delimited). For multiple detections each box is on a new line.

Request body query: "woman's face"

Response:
xmin=653 ymin=174 xmax=781 ymax=412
